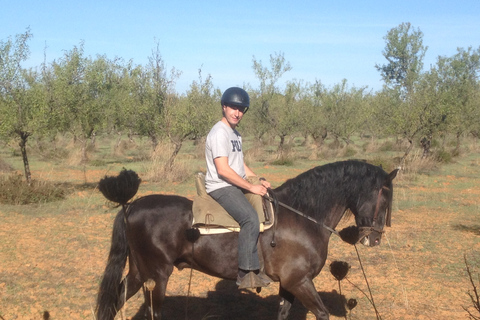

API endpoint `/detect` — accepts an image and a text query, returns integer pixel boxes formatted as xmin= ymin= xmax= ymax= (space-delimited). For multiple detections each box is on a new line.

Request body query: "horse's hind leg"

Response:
xmin=142 ymin=269 xmax=172 ymax=320
xmin=277 ymin=286 xmax=295 ymax=320
xmin=287 ymin=278 xmax=329 ymax=320
xmin=116 ymin=260 xmax=143 ymax=312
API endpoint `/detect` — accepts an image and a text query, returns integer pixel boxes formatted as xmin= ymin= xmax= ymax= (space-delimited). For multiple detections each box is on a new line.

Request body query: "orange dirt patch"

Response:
xmin=1 ymin=167 xmax=479 ymax=320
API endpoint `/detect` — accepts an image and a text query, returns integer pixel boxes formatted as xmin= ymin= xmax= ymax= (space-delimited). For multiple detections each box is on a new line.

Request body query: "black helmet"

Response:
xmin=221 ymin=87 xmax=250 ymax=112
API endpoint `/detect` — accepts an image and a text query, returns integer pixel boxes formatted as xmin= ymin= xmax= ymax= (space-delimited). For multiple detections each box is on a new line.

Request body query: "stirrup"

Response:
xmin=236 ymin=271 xmax=271 ymax=289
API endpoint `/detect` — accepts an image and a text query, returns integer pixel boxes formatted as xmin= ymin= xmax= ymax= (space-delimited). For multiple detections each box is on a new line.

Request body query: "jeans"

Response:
xmin=209 ymin=186 xmax=260 ymax=271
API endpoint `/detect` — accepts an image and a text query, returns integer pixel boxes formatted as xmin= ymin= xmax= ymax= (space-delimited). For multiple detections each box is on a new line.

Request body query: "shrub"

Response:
xmin=343 ymin=146 xmax=357 ymax=158
xmin=434 ymin=149 xmax=453 ymax=163
xmin=0 ymin=174 xmax=67 ymax=205
xmin=270 ymin=157 xmax=294 ymax=166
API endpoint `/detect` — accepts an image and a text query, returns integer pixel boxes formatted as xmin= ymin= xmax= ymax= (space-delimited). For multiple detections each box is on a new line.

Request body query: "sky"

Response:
xmin=1 ymin=0 xmax=479 ymax=94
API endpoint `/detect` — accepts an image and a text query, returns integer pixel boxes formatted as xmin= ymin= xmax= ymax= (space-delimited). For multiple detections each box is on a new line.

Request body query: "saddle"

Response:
xmin=192 ymin=173 xmax=275 ymax=234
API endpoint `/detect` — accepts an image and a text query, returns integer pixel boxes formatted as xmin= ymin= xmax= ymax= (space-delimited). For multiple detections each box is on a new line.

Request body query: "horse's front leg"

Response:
xmin=284 ymin=278 xmax=329 ymax=320
xmin=277 ymin=286 xmax=295 ymax=320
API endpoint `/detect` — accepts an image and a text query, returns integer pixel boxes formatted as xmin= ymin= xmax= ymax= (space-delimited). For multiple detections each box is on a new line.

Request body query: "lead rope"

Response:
xmin=353 ymin=244 xmax=382 ymax=320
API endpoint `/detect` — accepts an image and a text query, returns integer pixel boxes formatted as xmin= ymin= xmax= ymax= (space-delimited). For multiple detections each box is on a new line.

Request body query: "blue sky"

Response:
xmin=2 ymin=0 xmax=479 ymax=94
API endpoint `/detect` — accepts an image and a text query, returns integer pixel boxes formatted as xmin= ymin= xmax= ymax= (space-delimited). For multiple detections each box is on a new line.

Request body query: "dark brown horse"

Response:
xmin=96 ymin=160 xmax=398 ymax=320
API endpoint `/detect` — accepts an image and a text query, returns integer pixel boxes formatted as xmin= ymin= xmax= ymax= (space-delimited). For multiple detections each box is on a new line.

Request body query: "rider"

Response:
xmin=205 ymin=87 xmax=272 ymax=289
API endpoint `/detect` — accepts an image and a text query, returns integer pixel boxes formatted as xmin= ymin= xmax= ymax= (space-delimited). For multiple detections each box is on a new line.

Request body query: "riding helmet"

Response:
xmin=221 ymin=87 xmax=250 ymax=113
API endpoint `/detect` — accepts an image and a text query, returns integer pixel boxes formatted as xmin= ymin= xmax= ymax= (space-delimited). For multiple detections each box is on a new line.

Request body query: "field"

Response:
xmin=0 ymin=136 xmax=479 ymax=320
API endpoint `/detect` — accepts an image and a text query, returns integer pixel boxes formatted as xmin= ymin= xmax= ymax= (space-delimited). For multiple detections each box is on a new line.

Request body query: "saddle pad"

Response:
xmin=192 ymin=172 xmax=273 ymax=232
xmin=192 ymin=193 xmax=266 ymax=229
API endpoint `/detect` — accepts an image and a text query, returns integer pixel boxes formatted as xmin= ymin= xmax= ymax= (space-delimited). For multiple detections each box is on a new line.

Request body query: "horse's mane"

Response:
xmin=274 ymin=160 xmax=389 ymax=222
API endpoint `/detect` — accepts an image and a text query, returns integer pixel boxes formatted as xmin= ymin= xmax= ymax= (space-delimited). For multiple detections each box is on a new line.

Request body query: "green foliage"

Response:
xmin=0 ymin=174 xmax=67 ymax=205
xmin=375 ymin=22 xmax=427 ymax=96
xmin=270 ymin=157 xmax=294 ymax=166
xmin=0 ymin=28 xmax=479 ymax=184
xmin=434 ymin=149 xmax=453 ymax=163
xmin=249 ymin=52 xmax=292 ymax=140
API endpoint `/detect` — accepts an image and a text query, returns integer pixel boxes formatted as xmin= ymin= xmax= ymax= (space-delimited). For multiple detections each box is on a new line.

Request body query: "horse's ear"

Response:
xmin=388 ymin=169 xmax=399 ymax=181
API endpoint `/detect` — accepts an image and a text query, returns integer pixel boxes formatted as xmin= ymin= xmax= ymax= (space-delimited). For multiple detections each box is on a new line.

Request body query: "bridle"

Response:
xmin=357 ymin=186 xmax=390 ymax=238
xmin=264 ymin=185 xmax=389 ymax=245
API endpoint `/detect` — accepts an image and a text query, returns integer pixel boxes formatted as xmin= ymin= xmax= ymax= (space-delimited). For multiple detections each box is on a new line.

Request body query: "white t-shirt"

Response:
xmin=205 ymin=121 xmax=246 ymax=193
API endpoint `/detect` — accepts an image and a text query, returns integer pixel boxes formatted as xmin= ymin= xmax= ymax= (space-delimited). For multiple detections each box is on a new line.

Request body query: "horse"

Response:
xmin=96 ymin=160 xmax=398 ymax=320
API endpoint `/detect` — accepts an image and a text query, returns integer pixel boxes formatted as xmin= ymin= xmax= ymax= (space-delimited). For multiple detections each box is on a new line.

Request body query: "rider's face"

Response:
xmin=222 ymin=105 xmax=246 ymax=128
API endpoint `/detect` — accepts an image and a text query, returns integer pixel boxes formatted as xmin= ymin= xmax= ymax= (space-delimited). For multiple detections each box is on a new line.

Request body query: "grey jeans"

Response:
xmin=209 ymin=186 xmax=260 ymax=271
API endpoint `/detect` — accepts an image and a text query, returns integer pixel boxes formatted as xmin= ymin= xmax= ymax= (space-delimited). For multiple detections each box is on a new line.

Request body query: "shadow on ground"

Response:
xmin=132 ymin=280 xmax=348 ymax=319
xmin=453 ymin=224 xmax=480 ymax=236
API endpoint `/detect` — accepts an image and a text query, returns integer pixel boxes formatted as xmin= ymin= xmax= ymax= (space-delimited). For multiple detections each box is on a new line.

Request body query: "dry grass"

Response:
xmin=143 ymin=141 xmax=195 ymax=183
xmin=0 ymin=174 xmax=68 ymax=205
xmin=0 ymin=157 xmax=14 ymax=172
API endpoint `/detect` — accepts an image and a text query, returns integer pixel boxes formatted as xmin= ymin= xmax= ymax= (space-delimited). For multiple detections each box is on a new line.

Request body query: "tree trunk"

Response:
xmin=400 ymin=138 xmax=414 ymax=169
xmin=455 ymin=132 xmax=461 ymax=154
xmin=150 ymin=134 xmax=158 ymax=151
xmin=420 ymin=136 xmax=431 ymax=159
xmin=277 ymin=135 xmax=286 ymax=159
xmin=18 ymin=131 xmax=32 ymax=184
xmin=164 ymin=141 xmax=183 ymax=172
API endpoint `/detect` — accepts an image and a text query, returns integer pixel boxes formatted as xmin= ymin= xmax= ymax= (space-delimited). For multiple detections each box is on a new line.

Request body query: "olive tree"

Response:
xmin=125 ymin=42 xmax=180 ymax=151
xmin=320 ymin=79 xmax=369 ymax=145
xmin=249 ymin=52 xmax=292 ymax=141
xmin=0 ymin=29 xmax=40 ymax=182
xmin=435 ymin=47 xmax=480 ymax=150
xmin=376 ymin=23 xmax=429 ymax=162
xmin=162 ymin=70 xmax=219 ymax=172
xmin=375 ymin=22 xmax=427 ymax=98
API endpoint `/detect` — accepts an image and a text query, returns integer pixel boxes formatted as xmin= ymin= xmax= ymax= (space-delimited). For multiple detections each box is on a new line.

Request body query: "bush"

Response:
xmin=270 ymin=157 xmax=294 ymax=166
xmin=0 ymin=174 xmax=67 ymax=205
xmin=434 ymin=149 xmax=453 ymax=163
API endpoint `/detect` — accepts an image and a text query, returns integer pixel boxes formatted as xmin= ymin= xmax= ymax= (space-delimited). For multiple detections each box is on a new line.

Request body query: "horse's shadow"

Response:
xmin=132 ymin=280 xmax=347 ymax=319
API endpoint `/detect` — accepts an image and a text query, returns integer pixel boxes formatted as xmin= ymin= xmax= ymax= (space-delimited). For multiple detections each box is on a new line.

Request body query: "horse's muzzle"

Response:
xmin=359 ymin=230 xmax=383 ymax=247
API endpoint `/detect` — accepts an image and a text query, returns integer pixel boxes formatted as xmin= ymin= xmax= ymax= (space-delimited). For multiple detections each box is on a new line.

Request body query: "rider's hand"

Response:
xmin=249 ymin=184 xmax=268 ymax=196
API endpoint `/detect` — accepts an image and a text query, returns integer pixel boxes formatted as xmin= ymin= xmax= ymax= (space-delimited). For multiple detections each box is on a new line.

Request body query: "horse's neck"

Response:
xmin=274 ymin=185 xmax=348 ymax=228
xmin=323 ymin=205 xmax=349 ymax=229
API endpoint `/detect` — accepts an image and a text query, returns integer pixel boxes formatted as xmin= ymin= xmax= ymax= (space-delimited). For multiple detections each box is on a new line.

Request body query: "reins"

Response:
xmin=264 ymin=186 xmax=387 ymax=245
xmin=263 ymin=193 xmax=340 ymax=237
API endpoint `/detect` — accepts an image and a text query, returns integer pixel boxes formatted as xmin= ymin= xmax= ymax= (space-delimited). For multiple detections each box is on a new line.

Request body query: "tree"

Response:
xmin=0 ymin=29 xmax=40 ymax=183
xmin=435 ymin=47 xmax=480 ymax=150
xmin=301 ymin=80 xmax=328 ymax=150
xmin=249 ymin=52 xmax=292 ymax=140
xmin=125 ymin=42 xmax=180 ymax=151
xmin=50 ymin=43 xmax=98 ymax=164
xmin=268 ymin=80 xmax=306 ymax=158
xmin=320 ymin=79 xmax=369 ymax=145
xmin=376 ymin=23 xmax=429 ymax=164
xmin=162 ymin=69 xmax=219 ymax=172
xmin=376 ymin=22 xmax=427 ymax=98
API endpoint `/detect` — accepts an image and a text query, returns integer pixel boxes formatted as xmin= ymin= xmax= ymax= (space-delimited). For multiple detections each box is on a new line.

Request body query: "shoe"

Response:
xmin=236 ymin=271 xmax=270 ymax=289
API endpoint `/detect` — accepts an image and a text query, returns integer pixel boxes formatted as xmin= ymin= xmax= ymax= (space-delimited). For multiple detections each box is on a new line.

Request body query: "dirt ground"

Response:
xmin=1 ymin=162 xmax=479 ymax=320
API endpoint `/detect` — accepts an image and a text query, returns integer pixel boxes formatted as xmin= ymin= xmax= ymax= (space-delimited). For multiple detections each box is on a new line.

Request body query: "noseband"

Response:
xmin=358 ymin=186 xmax=389 ymax=238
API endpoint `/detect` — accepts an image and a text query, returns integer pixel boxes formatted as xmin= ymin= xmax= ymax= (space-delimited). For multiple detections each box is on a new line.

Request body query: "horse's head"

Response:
xmin=342 ymin=168 xmax=398 ymax=247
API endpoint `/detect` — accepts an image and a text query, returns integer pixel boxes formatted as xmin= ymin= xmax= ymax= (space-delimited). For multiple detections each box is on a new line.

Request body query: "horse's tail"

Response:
xmin=98 ymin=169 xmax=141 ymax=206
xmin=96 ymin=210 xmax=128 ymax=320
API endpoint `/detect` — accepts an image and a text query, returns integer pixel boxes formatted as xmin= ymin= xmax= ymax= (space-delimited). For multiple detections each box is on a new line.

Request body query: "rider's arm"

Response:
xmin=214 ymin=157 xmax=267 ymax=196
xmin=244 ymin=163 xmax=271 ymax=189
